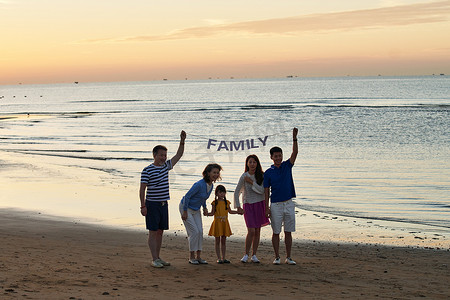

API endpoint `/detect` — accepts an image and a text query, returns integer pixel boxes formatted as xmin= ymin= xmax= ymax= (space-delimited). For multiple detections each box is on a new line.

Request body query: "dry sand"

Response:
xmin=1 ymin=209 xmax=449 ymax=300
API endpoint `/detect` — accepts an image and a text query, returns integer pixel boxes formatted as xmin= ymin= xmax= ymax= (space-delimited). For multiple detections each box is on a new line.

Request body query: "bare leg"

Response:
xmin=285 ymin=231 xmax=292 ymax=258
xmin=221 ymin=236 xmax=227 ymax=259
xmin=156 ymin=229 xmax=163 ymax=258
xmin=245 ymin=228 xmax=255 ymax=255
xmin=215 ymin=237 xmax=221 ymax=260
xmin=272 ymin=233 xmax=280 ymax=258
xmin=252 ymin=228 xmax=261 ymax=256
xmin=148 ymin=230 xmax=160 ymax=261
xmin=196 ymin=250 xmax=202 ymax=260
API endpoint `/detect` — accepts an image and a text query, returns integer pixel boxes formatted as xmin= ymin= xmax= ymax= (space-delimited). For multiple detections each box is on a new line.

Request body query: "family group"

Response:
xmin=139 ymin=128 xmax=298 ymax=268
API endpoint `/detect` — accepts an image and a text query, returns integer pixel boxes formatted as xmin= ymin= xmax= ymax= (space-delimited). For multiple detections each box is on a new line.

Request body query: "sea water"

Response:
xmin=1 ymin=76 xmax=449 ymax=248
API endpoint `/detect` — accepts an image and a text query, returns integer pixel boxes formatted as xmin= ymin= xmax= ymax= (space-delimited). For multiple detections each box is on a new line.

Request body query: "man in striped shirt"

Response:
xmin=139 ymin=130 xmax=186 ymax=268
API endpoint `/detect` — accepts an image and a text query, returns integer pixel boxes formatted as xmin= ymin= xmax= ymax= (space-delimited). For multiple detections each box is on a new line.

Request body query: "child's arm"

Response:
xmin=207 ymin=204 xmax=215 ymax=216
xmin=227 ymin=206 xmax=239 ymax=214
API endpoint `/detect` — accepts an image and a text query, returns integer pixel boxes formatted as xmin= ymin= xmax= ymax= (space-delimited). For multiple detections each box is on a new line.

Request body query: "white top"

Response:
xmin=234 ymin=172 xmax=265 ymax=208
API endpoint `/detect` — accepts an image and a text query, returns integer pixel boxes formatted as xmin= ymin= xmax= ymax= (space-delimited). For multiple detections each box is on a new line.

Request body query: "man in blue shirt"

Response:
xmin=139 ymin=130 xmax=186 ymax=268
xmin=264 ymin=128 xmax=298 ymax=265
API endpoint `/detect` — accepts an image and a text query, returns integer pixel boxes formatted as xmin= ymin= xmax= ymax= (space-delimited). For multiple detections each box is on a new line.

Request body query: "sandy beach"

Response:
xmin=1 ymin=209 xmax=449 ymax=299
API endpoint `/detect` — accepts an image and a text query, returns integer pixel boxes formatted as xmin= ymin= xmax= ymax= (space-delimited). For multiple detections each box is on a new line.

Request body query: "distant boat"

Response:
xmin=74 ymin=81 xmax=79 ymax=84
xmin=440 ymin=73 xmax=445 ymax=76
xmin=286 ymin=75 xmax=293 ymax=78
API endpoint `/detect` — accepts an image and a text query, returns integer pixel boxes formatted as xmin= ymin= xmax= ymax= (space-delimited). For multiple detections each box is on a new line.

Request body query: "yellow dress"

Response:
xmin=208 ymin=200 xmax=233 ymax=237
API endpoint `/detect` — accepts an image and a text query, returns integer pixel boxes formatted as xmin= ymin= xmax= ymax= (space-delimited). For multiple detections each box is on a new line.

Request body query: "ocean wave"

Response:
xmin=69 ymin=99 xmax=143 ymax=103
xmin=67 ymin=164 xmax=134 ymax=178
xmin=297 ymin=203 xmax=450 ymax=229
xmin=420 ymin=202 xmax=450 ymax=209
xmin=303 ymin=104 xmax=450 ymax=109
xmin=5 ymin=150 xmax=149 ymax=162
xmin=3 ymin=149 xmax=88 ymax=153
xmin=13 ymin=104 xmax=445 ymax=116
xmin=160 ymin=104 xmax=294 ymax=112
xmin=240 ymin=104 xmax=295 ymax=110
xmin=136 ymin=103 xmax=450 ymax=113
xmin=147 ymin=103 xmax=450 ymax=112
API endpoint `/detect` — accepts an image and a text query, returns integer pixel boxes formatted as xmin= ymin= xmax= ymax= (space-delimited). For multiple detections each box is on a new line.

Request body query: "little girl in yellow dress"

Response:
xmin=208 ymin=185 xmax=239 ymax=263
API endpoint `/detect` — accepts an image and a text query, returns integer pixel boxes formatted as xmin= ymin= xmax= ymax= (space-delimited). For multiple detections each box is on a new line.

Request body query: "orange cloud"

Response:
xmin=80 ymin=1 xmax=450 ymax=44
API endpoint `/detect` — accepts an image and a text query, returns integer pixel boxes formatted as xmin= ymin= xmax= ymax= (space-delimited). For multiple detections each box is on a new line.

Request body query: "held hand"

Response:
xmin=244 ymin=176 xmax=253 ymax=185
xmin=265 ymin=207 xmax=271 ymax=219
xmin=181 ymin=210 xmax=188 ymax=221
xmin=203 ymin=208 xmax=208 ymax=216
xmin=180 ymin=130 xmax=186 ymax=142
xmin=140 ymin=206 xmax=147 ymax=216
xmin=237 ymin=207 xmax=244 ymax=215
xmin=293 ymin=127 xmax=298 ymax=139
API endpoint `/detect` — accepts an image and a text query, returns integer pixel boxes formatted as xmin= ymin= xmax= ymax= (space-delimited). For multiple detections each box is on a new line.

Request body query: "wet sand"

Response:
xmin=1 ymin=209 xmax=449 ymax=299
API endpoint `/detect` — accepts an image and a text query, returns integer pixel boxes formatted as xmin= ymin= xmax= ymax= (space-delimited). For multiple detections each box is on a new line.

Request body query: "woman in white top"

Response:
xmin=234 ymin=155 xmax=270 ymax=263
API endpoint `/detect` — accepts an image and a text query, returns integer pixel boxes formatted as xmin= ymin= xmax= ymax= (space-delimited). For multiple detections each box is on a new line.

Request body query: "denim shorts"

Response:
xmin=145 ymin=201 xmax=169 ymax=231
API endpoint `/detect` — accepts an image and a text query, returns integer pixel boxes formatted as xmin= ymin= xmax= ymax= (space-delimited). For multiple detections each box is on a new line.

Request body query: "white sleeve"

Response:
xmin=233 ymin=174 xmax=245 ymax=208
xmin=251 ymin=181 xmax=264 ymax=195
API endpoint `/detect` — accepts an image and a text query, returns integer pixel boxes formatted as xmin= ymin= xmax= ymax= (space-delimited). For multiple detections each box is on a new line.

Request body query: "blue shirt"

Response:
xmin=263 ymin=159 xmax=296 ymax=203
xmin=181 ymin=179 xmax=213 ymax=211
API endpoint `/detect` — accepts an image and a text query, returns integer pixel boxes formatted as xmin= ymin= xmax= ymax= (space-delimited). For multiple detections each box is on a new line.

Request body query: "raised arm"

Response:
xmin=289 ymin=127 xmax=298 ymax=165
xmin=171 ymin=130 xmax=186 ymax=166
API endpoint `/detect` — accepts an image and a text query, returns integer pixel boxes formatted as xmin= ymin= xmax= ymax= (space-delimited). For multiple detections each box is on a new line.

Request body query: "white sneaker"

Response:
xmin=240 ymin=254 xmax=249 ymax=263
xmin=156 ymin=258 xmax=170 ymax=266
xmin=151 ymin=260 xmax=164 ymax=268
xmin=273 ymin=257 xmax=281 ymax=265
xmin=285 ymin=257 xmax=296 ymax=265
xmin=251 ymin=255 xmax=260 ymax=263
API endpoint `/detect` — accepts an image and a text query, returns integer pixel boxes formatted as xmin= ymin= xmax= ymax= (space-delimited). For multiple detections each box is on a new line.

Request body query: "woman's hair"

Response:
xmin=202 ymin=163 xmax=222 ymax=183
xmin=214 ymin=184 xmax=228 ymax=210
xmin=245 ymin=155 xmax=264 ymax=185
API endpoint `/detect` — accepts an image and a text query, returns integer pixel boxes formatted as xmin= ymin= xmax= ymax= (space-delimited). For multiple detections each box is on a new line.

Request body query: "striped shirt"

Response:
xmin=141 ymin=159 xmax=173 ymax=202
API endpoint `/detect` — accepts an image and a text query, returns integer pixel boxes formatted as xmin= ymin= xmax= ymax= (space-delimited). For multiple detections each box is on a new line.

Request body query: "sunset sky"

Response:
xmin=1 ymin=0 xmax=450 ymax=84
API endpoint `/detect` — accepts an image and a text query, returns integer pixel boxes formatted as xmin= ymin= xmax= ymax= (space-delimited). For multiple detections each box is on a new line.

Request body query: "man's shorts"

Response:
xmin=145 ymin=201 xmax=169 ymax=231
xmin=270 ymin=199 xmax=296 ymax=234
